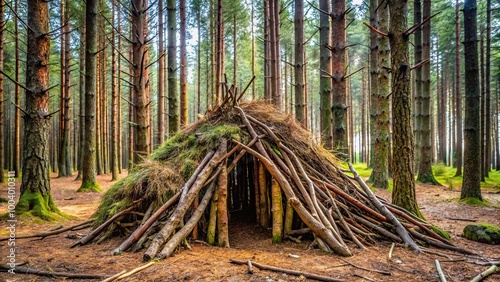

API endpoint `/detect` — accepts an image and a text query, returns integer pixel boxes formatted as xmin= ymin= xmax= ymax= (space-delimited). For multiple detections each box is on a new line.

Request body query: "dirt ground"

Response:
xmin=0 ymin=172 xmax=499 ymax=282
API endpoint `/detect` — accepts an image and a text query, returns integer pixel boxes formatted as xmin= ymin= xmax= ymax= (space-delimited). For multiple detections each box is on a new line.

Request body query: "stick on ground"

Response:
xmin=0 ymin=264 xmax=106 ymax=279
xmin=230 ymin=259 xmax=345 ymax=282
xmin=470 ymin=265 xmax=498 ymax=282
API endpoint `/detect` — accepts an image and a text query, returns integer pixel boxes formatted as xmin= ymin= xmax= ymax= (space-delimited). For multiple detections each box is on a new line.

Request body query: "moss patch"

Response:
xmin=462 ymin=223 xmax=500 ymax=245
xmin=14 ymin=190 xmax=68 ymax=221
xmin=78 ymin=180 xmax=102 ymax=192
xmin=460 ymin=197 xmax=489 ymax=207
xmin=430 ymin=225 xmax=451 ymax=241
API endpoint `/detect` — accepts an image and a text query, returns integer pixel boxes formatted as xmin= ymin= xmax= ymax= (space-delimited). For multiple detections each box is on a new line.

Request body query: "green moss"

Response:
xmin=0 ymin=198 xmax=8 ymax=203
xmin=180 ymin=159 xmax=197 ymax=180
xmin=77 ymin=179 xmax=102 ymax=192
xmin=463 ymin=223 xmax=500 ymax=245
xmin=460 ymin=197 xmax=489 ymax=207
xmin=15 ymin=190 xmax=67 ymax=221
xmin=430 ymin=225 xmax=451 ymax=241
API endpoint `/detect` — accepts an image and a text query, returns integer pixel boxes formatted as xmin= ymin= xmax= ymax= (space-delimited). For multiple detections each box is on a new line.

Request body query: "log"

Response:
xmin=156 ymin=181 xmax=216 ymax=259
xmin=434 ymin=260 xmax=447 ymax=282
xmin=258 ymin=161 xmax=270 ymax=227
xmin=271 ymin=179 xmax=284 ymax=243
xmin=348 ymin=163 xmax=422 ymax=253
xmin=114 ymin=262 xmax=155 ymax=281
xmin=217 ymin=141 xmax=230 ymax=248
xmin=230 ymin=259 xmax=345 ymax=282
xmin=0 ymin=264 xmax=106 ymax=279
xmin=100 ymin=270 xmax=127 ymax=282
xmin=112 ymin=191 xmax=181 ymax=254
xmin=206 ymin=189 xmax=218 ymax=246
xmin=71 ymin=207 xmax=135 ymax=248
xmin=143 ymin=144 xmax=227 ymax=261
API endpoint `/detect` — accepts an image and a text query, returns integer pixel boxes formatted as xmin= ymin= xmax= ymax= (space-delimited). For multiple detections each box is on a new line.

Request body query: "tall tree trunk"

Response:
xmin=157 ymin=0 xmax=165 ymax=146
xmin=75 ymin=26 xmax=85 ymax=181
xmin=167 ymin=0 xmax=178 ymax=135
xmin=319 ymin=0 xmax=332 ymax=148
xmin=484 ymin=0 xmax=491 ymax=177
xmin=368 ymin=0 xmax=379 ymax=167
xmin=270 ymin=0 xmax=281 ymax=110
xmin=331 ymin=0 xmax=348 ymax=156
xmin=294 ymin=0 xmax=306 ymax=127
xmin=0 ymin=0 xmax=4 ymax=183
xmin=17 ymin=0 xmax=60 ymax=217
xmin=180 ymin=0 xmax=188 ymax=126
xmin=215 ymin=0 xmax=224 ymax=105
xmin=13 ymin=0 xmax=21 ymax=177
xmin=454 ymin=0 xmax=462 ymax=176
xmin=251 ymin=0 xmax=256 ymax=100
xmin=461 ymin=0 xmax=482 ymax=200
xmin=480 ymin=31 xmax=485 ymax=181
xmin=59 ymin=0 xmax=72 ymax=177
xmin=371 ymin=0 xmax=390 ymax=188
xmin=361 ymin=69 xmax=367 ymax=163
xmin=132 ymin=0 xmax=150 ymax=163
xmin=196 ymin=7 xmax=201 ymax=117
xmin=495 ymin=79 xmax=499 ymax=171
xmin=117 ymin=8 xmax=122 ymax=172
xmin=413 ymin=0 xmax=422 ymax=170
xmin=110 ymin=0 xmax=119 ymax=181
xmin=79 ymin=0 xmax=101 ymax=192
xmin=417 ymin=0 xmax=439 ymax=185
xmin=389 ymin=0 xmax=423 ymax=218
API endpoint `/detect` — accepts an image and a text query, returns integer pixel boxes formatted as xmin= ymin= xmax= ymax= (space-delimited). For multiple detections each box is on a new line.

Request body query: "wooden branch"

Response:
xmin=405 ymin=12 xmax=441 ymax=37
xmin=446 ymin=217 xmax=477 ymax=222
xmin=100 ymin=270 xmax=127 ymax=282
xmin=362 ymin=22 xmax=388 ymax=37
xmin=0 ymin=69 xmax=29 ymax=92
xmin=114 ymin=262 xmax=156 ymax=281
xmin=470 ymin=265 xmax=497 ymax=282
xmin=236 ymin=76 xmax=256 ymax=102
xmin=410 ymin=59 xmax=430 ymax=70
xmin=388 ymin=243 xmax=395 ymax=260
xmin=230 ymin=259 xmax=345 ymax=282
xmin=0 ymin=264 xmax=106 ymax=279
xmin=343 ymin=66 xmax=365 ymax=79
xmin=0 ymin=220 xmax=92 ymax=242
xmin=10 ymin=102 xmax=30 ymax=117
xmin=348 ymin=163 xmax=422 ymax=253
xmin=339 ymin=258 xmax=392 ymax=276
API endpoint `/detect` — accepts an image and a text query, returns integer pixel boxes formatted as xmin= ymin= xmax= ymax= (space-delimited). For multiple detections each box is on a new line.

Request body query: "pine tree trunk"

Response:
xmin=79 ymin=0 xmax=101 ymax=192
xmin=371 ymin=0 xmax=390 ymax=188
xmin=271 ymin=179 xmax=283 ymax=243
xmin=180 ymin=0 xmax=188 ymax=126
xmin=331 ymin=0 xmax=348 ymax=156
xmin=413 ymin=0 xmax=422 ymax=170
xmin=389 ymin=0 xmax=423 ymax=218
xmin=167 ymin=0 xmax=178 ymax=135
xmin=319 ymin=0 xmax=332 ymax=149
xmin=157 ymin=0 xmax=165 ymax=146
xmin=294 ymin=0 xmax=306 ymax=126
xmin=217 ymin=144 xmax=229 ymax=247
xmin=454 ymin=0 xmax=462 ymax=176
xmin=17 ymin=0 xmax=60 ymax=217
xmin=484 ymin=0 xmax=491 ymax=177
xmin=368 ymin=0 xmax=379 ymax=167
xmin=417 ymin=0 xmax=439 ymax=185
xmin=215 ymin=0 xmax=224 ymax=105
xmin=480 ymin=32 xmax=485 ymax=181
xmin=0 ymin=0 xmax=4 ymax=183
xmin=75 ymin=26 xmax=85 ymax=181
xmin=110 ymin=0 xmax=119 ymax=181
xmin=461 ymin=0 xmax=482 ymax=200
xmin=59 ymin=0 xmax=72 ymax=177
xmin=13 ymin=0 xmax=21 ymax=178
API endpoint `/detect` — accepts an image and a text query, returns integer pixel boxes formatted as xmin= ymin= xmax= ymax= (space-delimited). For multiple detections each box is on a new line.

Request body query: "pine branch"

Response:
xmin=363 ymin=22 xmax=388 ymax=37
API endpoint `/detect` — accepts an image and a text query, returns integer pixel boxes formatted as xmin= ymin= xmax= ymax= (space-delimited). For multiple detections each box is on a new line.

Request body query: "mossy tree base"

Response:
xmin=15 ymin=189 xmax=65 ymax=221
xmin=417 ymin=172 xmax=441 ymax=186
xmin=78 ymin=180 xmax=102 ymax=192
xmin=460 ymin=197 xmax=487 ymax=206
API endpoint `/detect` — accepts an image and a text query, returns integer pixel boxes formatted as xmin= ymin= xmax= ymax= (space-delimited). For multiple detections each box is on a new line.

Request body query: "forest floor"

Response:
xmin=0 ymin=170 xmax=499 ymax=282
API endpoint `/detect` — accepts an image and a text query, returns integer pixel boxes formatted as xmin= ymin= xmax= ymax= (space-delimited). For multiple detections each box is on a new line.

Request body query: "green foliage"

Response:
xmin=433 ymin=163 xmax=447 ymax=176
xmin=430 ymin=225 xmax=451 ymax=241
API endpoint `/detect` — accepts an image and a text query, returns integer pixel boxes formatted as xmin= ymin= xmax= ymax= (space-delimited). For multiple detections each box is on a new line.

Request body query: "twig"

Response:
xmin=353 ymin=273 xmax=375 ymax=281
xmin=246 ymin=260 xmax=253 ymax=274
xmin=100 ymin=270 xmax=127 ymax=282
xmin=446 ymin=217 xmax=477 ymax=222
xmin=470 ymin=265 xmax=498 ymax=282
xmin=435 ymin=260 xmax=447 ymax=282
xmin=0 ymin=264 xmax=106 ymax=279
xmin=362 ymin=22 xmax=388 ymax=37
xmin=388 ymin=243 xmax=395 ymax=260
xmin=410 ymin=59 xmax=429 ymax=70
xmin=115 ymin=261 xmax=156 ymax=281
xmin=339 ymin=258 xmax=392 ymax=276
xmin=230 ymin=259 xmax=345 ymax=282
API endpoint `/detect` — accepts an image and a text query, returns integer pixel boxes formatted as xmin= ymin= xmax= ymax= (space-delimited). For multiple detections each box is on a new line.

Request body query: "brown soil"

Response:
xmin=1 ymin=173 xmax=499 ymax=282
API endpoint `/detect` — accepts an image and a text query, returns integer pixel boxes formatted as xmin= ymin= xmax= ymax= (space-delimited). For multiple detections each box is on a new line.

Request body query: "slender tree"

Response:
xmin=417 ymin=0 xmax=439 ymax=185
xmin=370 ymin=0 xmax=390 ymax=189
xmin=454 ymin=0 xmax=462 ymax=176
xmin=368 ymin=0 xmax=378 ymax=166
xmin=16 ymin=0 xmax=61 ymax=217
xmin=0 ymin=0 xmax=4 ymax=183
xmin=484 ymin=0 xmax=491 ymax=177
xmin=294 ymin=0 xmax=306 ymax=127
xmin=389 ymin=0 xmax=423 ymax=218
xmin=13 ymin=0 xmax=21 ymax=177
xmin=319 ymin=0 xmax=332 ymax=148
xmin=75 ymin=26 xmax=85 ymax=181
xmin=110 ymin=0 xmax=119 ymax=181
xmin=331 ymin=0 xmax=348 ymax=156
xmin=461 ymin=0 xmax=482 ymax=201
xmin=157 ymin=0 xmax=165 ymax=146
xmin=168 ymin=0 xmax=178 ymax=135
xmin=79 ymin=0 xmax=101 ymax=191
xmin=413 ymin=0 xmax=422 ymax=170
xmin=180 ymin=0 xmax=188 ymax=126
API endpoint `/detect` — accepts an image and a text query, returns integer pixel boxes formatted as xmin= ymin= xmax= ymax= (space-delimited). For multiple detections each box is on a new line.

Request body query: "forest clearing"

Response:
xmin=0 ymin=165 xmax=499 ymax=281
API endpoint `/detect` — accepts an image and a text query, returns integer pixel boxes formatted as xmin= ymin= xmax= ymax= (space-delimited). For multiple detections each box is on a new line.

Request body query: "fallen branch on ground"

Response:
xmin=470 ymin=265 xmax=498 ymax=282
xmin=0 ymin=264 xmax=106 ymax=279
xmin=0 ymin=220 xmax=93 ymax=242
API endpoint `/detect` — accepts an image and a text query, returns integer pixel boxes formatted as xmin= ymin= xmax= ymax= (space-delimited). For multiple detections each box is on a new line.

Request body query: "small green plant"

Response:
xmin=433 ymin=162 xmax=447 ymax=176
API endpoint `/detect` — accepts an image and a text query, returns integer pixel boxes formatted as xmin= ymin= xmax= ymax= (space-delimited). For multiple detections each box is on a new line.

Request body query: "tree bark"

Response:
xmin=331 ymin=0 xmax=348 ymax=156
xmin=78 ymin=0 xmax=101 ymax=192
xmin=110 ymin=0 xmax=119 ymax=181
xmin=484 ymin=0 xmax=491 ymax=177
xmin=0 ymin=0 xmax=4 ymax=183
xmin=167 ymin=0 xmax=178 ymax=135
xmin=389 ymin=0 xmax=423 ymax=218
xmin=461 ymin=0 xmax=482 ymax=200
xmin=17 ymin=0 xmax=60 ymax=217
xmin=13 ymin=0 xmax=21 ymax=178
xmin=368 ymin=0 xmax=379 ymax=166
xmin=294 ymin=0 xmax=306 ymax=127
xmin=417 ymin=0 xmax=439 ymax=185
xmin=180 ymin=0 xmax=188 ymax=126
xmin=319 ymin=0 xmax=332 ymax=148
xmin=413 ymin=0 xmax=422 ymax=170
xmin=157 ymin=0 xmax=165 ymax=146
xmin=454 ymin=0 xmax=462 ymax=176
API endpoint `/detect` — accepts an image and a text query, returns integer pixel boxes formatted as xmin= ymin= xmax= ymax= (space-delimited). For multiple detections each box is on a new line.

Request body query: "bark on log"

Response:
xmin=217 ymin=141 xmax=230 ymax=247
